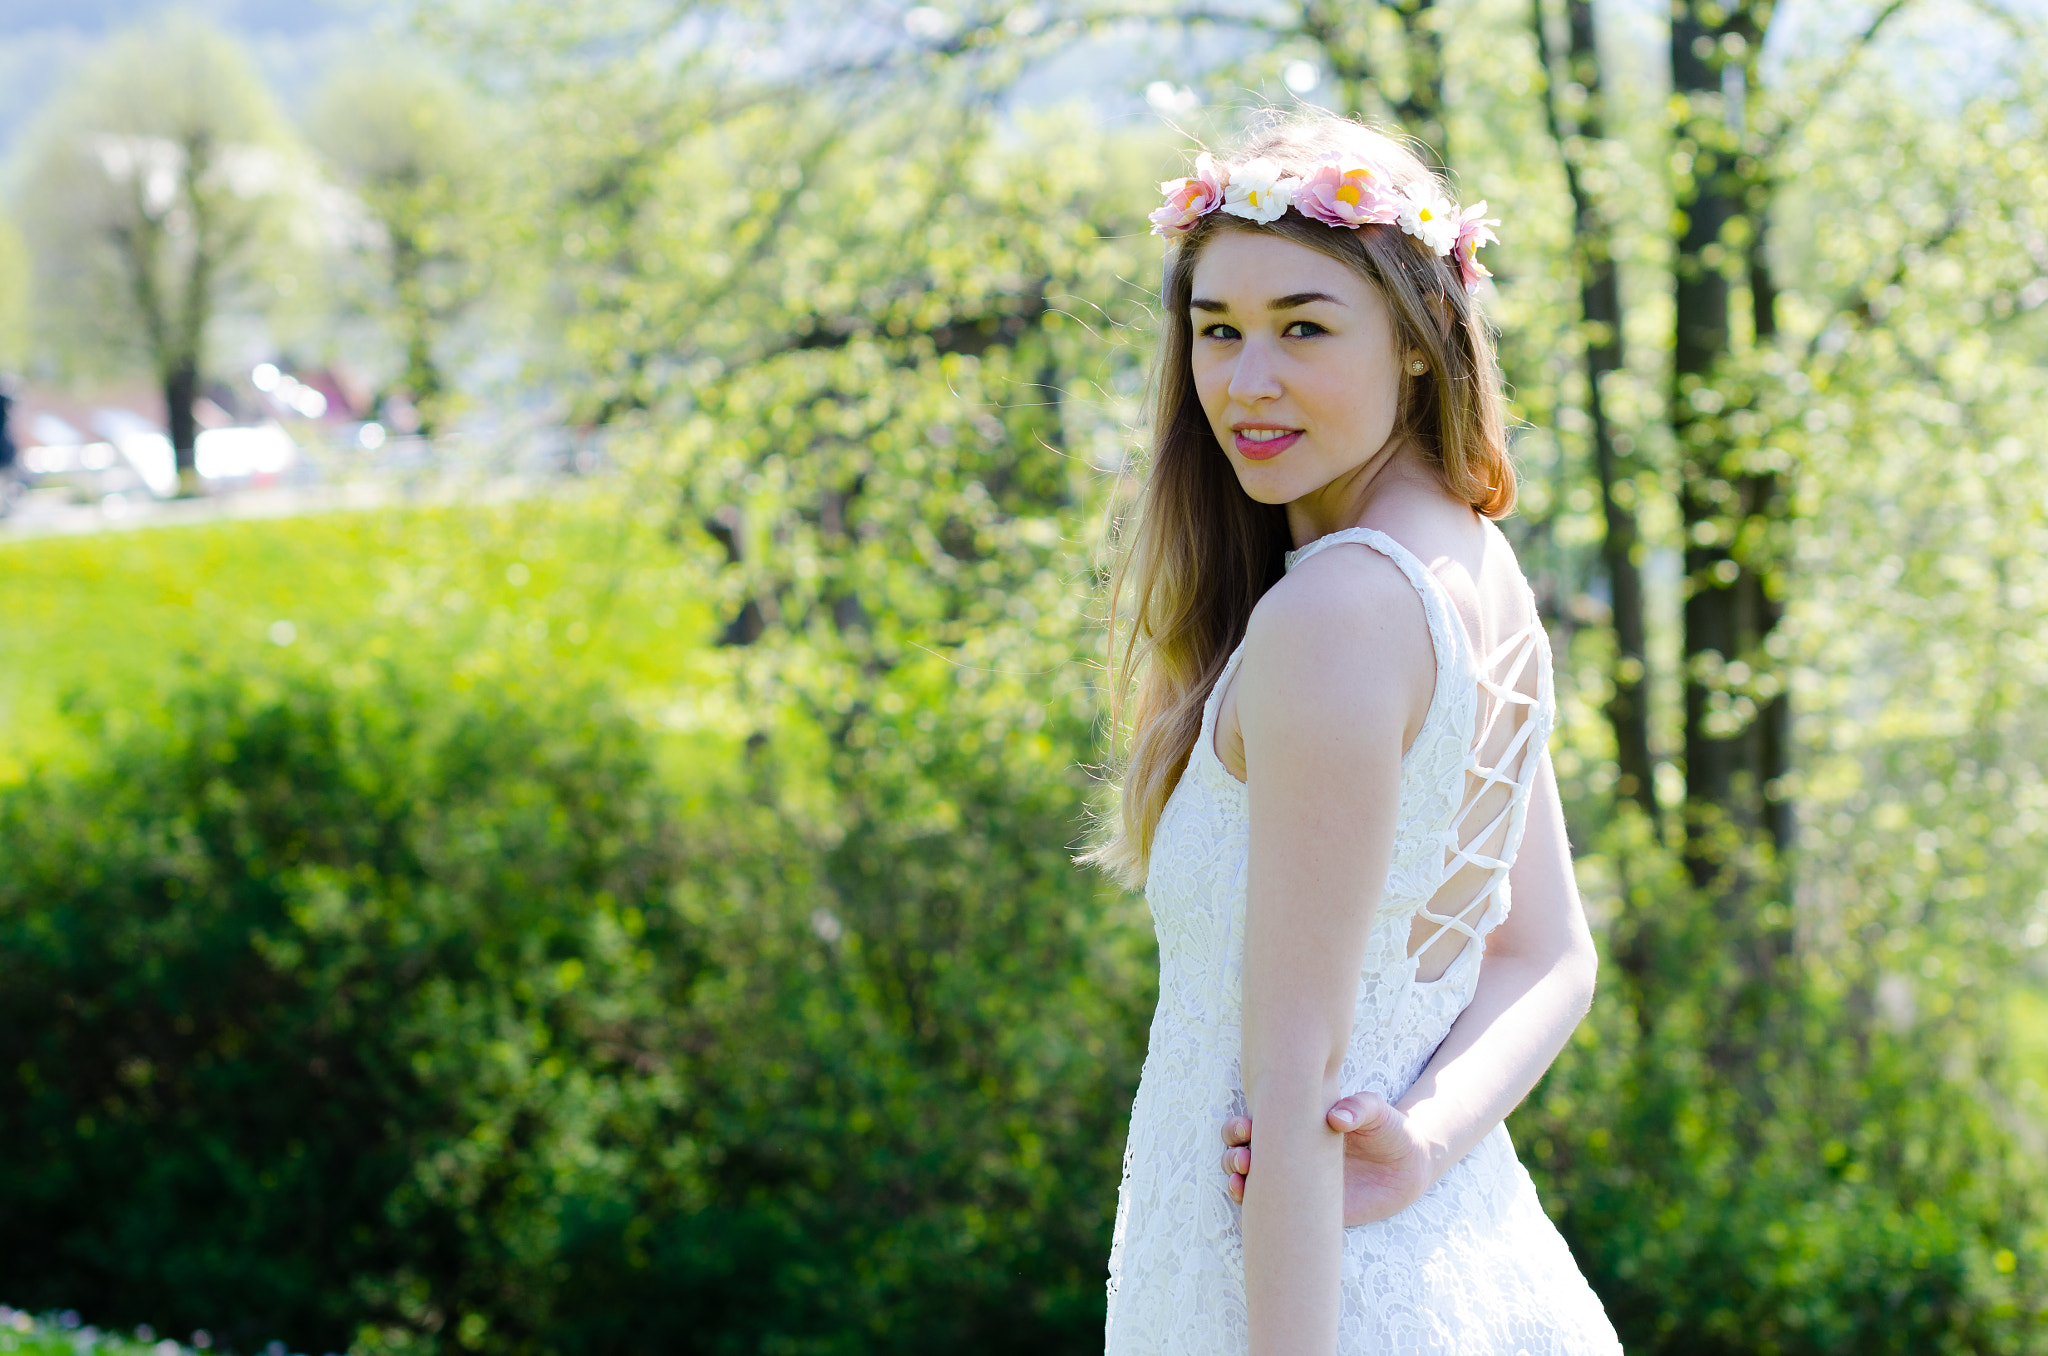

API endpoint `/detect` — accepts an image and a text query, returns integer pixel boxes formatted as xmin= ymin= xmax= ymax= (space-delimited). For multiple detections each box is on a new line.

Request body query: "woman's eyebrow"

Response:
xmin=1270 ymin=290 xmax=1344 ymax=309
xmin=1187 ymin=291 xmax=1345 ymax=313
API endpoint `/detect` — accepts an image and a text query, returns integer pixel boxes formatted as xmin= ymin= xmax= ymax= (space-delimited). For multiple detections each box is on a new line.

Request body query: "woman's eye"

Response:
xmin=1199 ymin=322 xmax=1241 ymax=341
xmin=1283 ymin=320 xmax=1327 ymax=338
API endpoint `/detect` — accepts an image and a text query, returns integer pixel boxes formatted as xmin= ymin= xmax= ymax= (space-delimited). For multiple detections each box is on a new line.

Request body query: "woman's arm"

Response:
xmin=1221 ymin=744 xmax=1598 ymax=1224
xmin=1235 ymin=550 xmax=1434 ymax=1356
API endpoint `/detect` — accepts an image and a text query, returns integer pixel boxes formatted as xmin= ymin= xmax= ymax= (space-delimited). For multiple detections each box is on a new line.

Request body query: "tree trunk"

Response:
xmin=1391 ymin=0 xmax=1447 ymax=159
xmin=1749 ymin=209 xmax=1793 ymax=851
xmin=393 ymin=228 xmax=442 ymax=438
xmin=704 ymin=506 xmax=766 ymax=646
xmin=1538 ymin=0 xmax=1656 ymax=819
xmin=170 ymin=128 xmax=220 ymax=497
xmin=404 ymin=321 xmax=442 ymax=439
xmin=165 ymin=358 xmax=199 ymax=483
xmin=1672 ymin=0 xmax=1778 ymax=876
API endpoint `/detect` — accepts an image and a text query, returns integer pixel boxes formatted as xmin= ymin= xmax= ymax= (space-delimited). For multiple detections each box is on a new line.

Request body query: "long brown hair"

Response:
xmin=1086 ymin=113 xmax=1516 ymax=888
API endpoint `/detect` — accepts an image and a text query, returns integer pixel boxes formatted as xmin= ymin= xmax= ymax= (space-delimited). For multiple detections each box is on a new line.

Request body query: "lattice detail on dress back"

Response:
xmin=1409 ymin=613 xmax=1550 ymax=983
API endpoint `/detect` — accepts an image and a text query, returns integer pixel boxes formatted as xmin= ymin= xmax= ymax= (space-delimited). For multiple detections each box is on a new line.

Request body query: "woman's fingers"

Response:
xmin=1220 ymin=1119 xmax=1253 ymax=1202
xmin=1328 ymin=1090 xmax=1393 ymax=1134
xmin=1221 ymin=1097 xmax=1411 ymax=1207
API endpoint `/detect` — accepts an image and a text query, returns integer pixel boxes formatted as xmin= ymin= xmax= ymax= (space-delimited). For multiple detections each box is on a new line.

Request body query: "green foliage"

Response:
xmin=1515 ymin=812 xmax=2048 ymax=1353
xmin=0 ymin=660 xmax=705 ymax=1353
xmin=307 ymin=52 xmax=521 ymax=430
xmin=12 ymin=13 xmax=311 ymax=387
xmin=0 ymin=1307 xmax=198 ymax=1356
xmin=0 ymin=632 xmax=1144 ymax=1353
xmin=545 ymin=648 xmax=1151 ymax=1355
xmin=644 ymin=103 xmax=1152 ymax=664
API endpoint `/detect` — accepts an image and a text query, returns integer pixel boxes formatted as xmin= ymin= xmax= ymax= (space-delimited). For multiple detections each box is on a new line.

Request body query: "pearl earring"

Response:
xmin=1407 ymin=356 xmax=1428 ymax=375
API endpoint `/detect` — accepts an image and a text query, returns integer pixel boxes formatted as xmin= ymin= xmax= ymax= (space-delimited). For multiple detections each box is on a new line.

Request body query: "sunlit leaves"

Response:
xmin=15 ymin=14 xmax=316 ymax=387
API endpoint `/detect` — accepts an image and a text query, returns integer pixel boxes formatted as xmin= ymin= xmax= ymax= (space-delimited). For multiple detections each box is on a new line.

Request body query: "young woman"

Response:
xmin=1095 ymin=114 xmax=1623 ymax=1354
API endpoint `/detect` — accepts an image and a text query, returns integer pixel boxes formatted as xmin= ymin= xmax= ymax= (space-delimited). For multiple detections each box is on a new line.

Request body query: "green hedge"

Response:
xmin=0 ymin=1305 xmax=203 ymax=1356
xmin=0 ymin=664 xmax=702 ymax=1352
xmin=0 ymin=658 xmax=1146 ymax=1355
xmin=1511 ymin=814 xmax=2048 ymax=1355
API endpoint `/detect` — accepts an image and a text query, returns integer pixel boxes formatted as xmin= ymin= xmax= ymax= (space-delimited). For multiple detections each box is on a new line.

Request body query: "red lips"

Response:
xmin=1234 ymin=429 xmax=1302 ymax=460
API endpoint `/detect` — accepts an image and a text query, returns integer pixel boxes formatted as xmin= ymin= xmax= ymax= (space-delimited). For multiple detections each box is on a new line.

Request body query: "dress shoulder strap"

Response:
xmin=1198 ymin=638 xmax=1252 ymax=754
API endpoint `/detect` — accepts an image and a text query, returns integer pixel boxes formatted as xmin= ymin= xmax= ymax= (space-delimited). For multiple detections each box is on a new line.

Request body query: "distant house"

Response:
xmin=13 ymin=383 xmax=171 ymax=499
xmin=249 ymin=361 xmax=371 ymax=426
xmin=14 ymin=376 xmax=306 ymax=499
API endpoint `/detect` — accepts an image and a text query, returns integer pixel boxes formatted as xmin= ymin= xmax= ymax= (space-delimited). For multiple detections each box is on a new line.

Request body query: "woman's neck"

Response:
xmin=1284 ymin=437 xmax=1438 ymax=547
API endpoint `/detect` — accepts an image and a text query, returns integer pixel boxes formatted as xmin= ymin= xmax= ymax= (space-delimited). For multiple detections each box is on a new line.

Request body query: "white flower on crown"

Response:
xmin=1220 ymin=157 xmax=1297 ymax=224
xmin=1397 ymin=187 xmax=1459 ymax=256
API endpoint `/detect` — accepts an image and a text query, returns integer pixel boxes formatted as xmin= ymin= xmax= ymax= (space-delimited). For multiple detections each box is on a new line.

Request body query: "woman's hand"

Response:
xmin=1221 ymin=1093 xmax=1436 ymax=1227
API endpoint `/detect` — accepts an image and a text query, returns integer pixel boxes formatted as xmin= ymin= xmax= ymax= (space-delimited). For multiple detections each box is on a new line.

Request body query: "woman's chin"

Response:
xmin=1230 ymin=463 xmax=1310 ymax=506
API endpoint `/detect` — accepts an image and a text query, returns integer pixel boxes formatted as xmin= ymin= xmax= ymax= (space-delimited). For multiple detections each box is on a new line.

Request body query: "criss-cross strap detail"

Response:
xmin=1281 ymin=524 xmax=1553 ymax=980
xmin=1409 ymin=618 xmax=1549 ymax=966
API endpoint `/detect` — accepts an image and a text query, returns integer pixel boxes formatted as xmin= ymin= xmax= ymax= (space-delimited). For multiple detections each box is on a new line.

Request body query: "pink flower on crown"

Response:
xmin=1296 ymin=154 xmax=1403 ymax=227
xmin=1453 ymin=200 xmax=1501 ymax=293
xmin=1149 ymin=152 xmax=1229 ymax=236
xmin=1397 ymin=187 xmax=1459 ymax=256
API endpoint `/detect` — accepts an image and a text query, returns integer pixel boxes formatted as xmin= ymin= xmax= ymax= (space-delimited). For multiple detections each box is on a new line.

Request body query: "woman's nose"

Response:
xmin=1226 ymin=340 xmax=1284 ymax=405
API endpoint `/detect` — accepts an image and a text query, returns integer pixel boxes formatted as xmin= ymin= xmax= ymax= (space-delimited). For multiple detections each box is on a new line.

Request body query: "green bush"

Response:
xmin=565 ymin=654 xmax=1151 ymax=1356
xmin=1512 ymin=814 xmax=2048 ymax=1355
xmin=0 ymin=655 xmax=1147 ymax=1355
xmin=12 ymin=636 xmax=2039 ymax=1356
xmin=0 ymin=1305 xmax=200 ymax=1355
xmin=0 ymin=661 xmax=705 ymax=1354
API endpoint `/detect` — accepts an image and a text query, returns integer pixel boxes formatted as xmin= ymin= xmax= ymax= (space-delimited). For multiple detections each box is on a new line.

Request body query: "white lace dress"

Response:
xmin=1104 ymin=527 xmax=1621 ymax=1355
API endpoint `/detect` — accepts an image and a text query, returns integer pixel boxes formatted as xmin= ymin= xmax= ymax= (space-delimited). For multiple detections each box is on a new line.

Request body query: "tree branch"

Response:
xmin=1803 ymin=204 xmax=1965 ymax=367
xmin=1757 ymin=0 xmax=1915 ymax=165
xmin=1958 ymin=0 xmax=2039 ymax=45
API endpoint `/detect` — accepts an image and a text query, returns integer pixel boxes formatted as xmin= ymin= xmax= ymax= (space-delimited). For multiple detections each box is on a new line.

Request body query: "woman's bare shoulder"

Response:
xmin=1253 ymin=539 xmax=1426 ymax=642
xmin=1237 ymin=541 xmax=1435 ymax=726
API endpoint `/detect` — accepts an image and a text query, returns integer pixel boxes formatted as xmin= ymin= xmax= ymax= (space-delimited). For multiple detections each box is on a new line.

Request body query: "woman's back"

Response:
xmin=1358 ymin=494 xmax=1550 ymax=984
xmin=1213 ymin=492 xmax=1547 ymax=981
xmin=1104 ymin=517 xmax=1620 ymax=1354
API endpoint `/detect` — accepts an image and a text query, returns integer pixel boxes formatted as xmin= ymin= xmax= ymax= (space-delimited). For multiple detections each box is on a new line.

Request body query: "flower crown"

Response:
xmin=1150 ymin=151 xmax=1500 ymax=294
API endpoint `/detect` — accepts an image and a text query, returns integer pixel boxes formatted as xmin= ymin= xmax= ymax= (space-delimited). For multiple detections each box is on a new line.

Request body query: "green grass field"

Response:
xmin=0 ymin=491 xmax=724 ymax=784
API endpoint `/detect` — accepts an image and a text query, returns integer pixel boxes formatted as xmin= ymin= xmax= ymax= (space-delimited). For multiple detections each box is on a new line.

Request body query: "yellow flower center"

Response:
xmin=1336 ymin=184 xmax=1361 ymax=206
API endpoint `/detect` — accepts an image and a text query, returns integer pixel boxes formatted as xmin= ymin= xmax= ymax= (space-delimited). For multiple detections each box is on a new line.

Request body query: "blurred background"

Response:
xmin=1 ymin=0 xmax=2045 ymax=1353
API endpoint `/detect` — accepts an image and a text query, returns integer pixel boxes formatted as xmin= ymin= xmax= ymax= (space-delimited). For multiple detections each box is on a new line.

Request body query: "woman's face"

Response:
xmin=1187 ymin=229 xmax=1405 ymax=511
